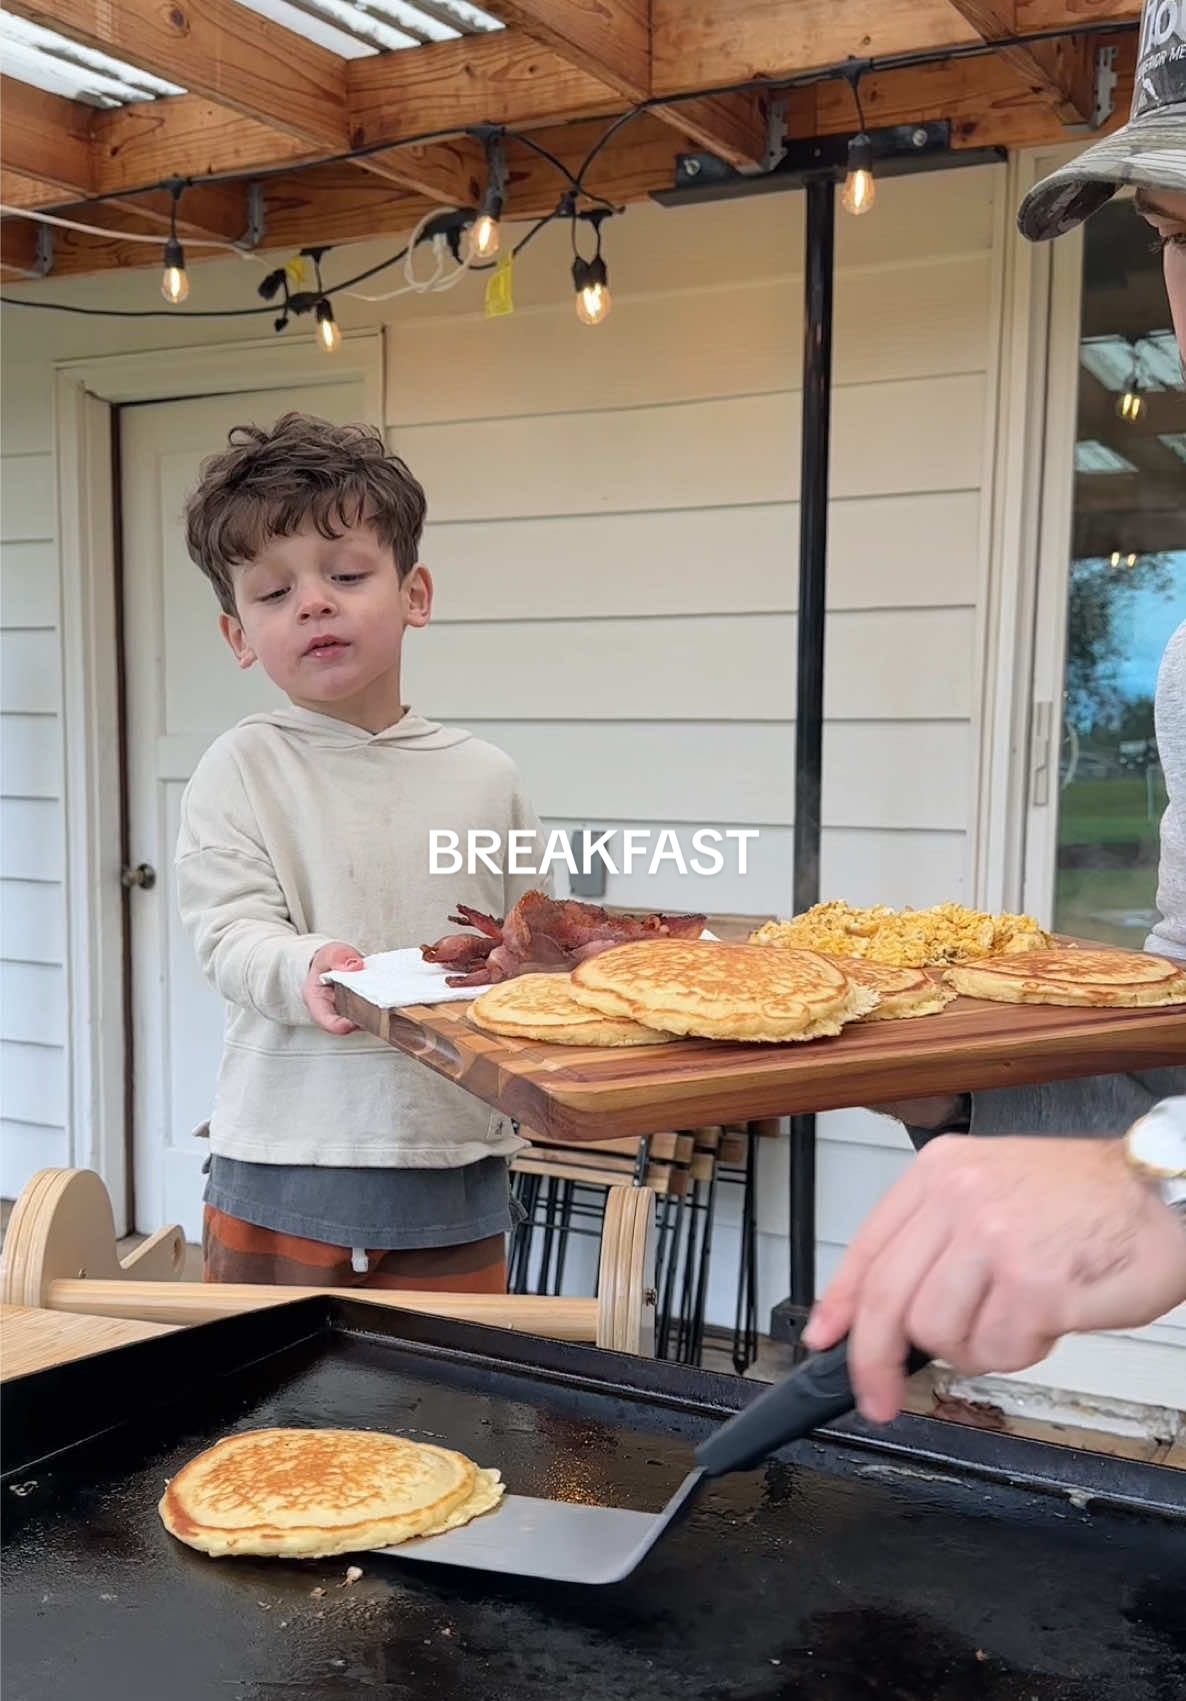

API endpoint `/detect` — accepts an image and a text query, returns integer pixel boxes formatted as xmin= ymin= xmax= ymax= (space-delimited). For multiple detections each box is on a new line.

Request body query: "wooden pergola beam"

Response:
xmin=4 ymin=0 xmax=481 ymax=203
xmin=0 ymin=26 xmax=1139 ymax=292
xmin=487 ymin=1 xmax=651 ymax=102
xmin=346 ymin=32 xmax=619 ymax=143
xmin=794 ymin=30 xmax=1133 ymax=150
xmin=649 ymin=0 xmax=1140 ymax=93
xmin=946 ymin=2 xmax=1098 ymax=124
xmin=1 ymin=76 xmax=94 ymax=196
xmin=484 ymin=2 xmax=769 ymax=169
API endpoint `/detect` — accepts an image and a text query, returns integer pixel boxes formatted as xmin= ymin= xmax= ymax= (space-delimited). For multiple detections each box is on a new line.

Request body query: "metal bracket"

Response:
xmin=33 ymin=223 xmax=53 ymax=278
xmin=1092 ymin=45 xmax=1118 ymax=129
xmin=242 ymin=182 xmax=266 ymax=251
xmin=760 ymin=92 xmax=789 ymax=175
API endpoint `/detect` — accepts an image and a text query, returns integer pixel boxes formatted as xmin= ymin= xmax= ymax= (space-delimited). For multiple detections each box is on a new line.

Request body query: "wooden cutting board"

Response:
xmin=333 ymin=982 xmax=1186 ymax=1143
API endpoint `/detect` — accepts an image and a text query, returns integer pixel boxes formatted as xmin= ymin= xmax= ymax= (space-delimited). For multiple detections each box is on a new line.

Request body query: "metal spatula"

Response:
xmin=377 ymin=1340 xmax=929 ymax=1585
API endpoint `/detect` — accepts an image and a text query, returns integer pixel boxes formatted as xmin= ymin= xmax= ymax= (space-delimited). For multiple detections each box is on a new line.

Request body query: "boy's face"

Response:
xmin=220 ymin=517 xmax=431 ymax=723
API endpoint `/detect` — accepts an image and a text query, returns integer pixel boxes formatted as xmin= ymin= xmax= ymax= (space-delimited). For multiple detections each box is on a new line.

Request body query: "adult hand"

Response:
xmin=304 ymin=942 xmax=365 ymax=1034
xmin=803 ymin=1135 xmax=1186 ymax=1423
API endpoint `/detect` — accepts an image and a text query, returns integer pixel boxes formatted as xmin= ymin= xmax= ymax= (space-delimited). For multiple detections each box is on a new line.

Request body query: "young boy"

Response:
xmin=176 ymin=411 xmax=544 ymax=1292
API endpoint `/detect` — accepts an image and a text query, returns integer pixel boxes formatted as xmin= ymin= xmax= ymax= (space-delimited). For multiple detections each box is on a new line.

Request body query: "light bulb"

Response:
xmin=161 ymin=235 xmax=189 ymax=304
xmin=314 ymin=297 xmax=341 ymax=354
xmin=469 ymin=212 xmax=501 ymax=260
xmin=841 ymin=134 xmax=876 ymax=216
xmin=1126 ymin=552 xmax=1138 ymax=568
xmin=572 ymin=254 xmax=611 ymax=326
xmin=1116 ymin=387 xmax=1144 ymax=421
xmin=577 ymin=280 xmax=611 ymax=325
xmin=1110 ymin=551 xmax=1123 ymax=567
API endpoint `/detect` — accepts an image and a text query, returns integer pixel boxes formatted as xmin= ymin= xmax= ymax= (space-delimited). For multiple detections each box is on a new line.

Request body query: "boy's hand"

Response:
xmin=304 ymin=942 xmax=366 ymax=1034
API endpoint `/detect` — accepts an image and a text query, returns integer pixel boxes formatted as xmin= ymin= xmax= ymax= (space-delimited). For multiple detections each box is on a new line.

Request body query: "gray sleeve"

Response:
xmin=970 ymin=1068 xmax=1186 ymax=1138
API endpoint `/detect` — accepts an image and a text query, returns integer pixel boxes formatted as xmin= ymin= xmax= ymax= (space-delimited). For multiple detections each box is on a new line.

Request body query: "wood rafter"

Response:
xmin=483 ymin=2 xmax=769 ymax=169
xmin=1 ymin=76 xmax=93 ymax=197
xmin=649 ymin=0 xmax=1139 ymax=92
xmin=946 ymin=2 xmax=1097 ymax=123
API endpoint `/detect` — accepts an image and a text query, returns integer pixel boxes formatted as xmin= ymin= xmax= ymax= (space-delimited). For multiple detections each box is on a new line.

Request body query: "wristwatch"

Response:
xmin=1123 ymin=1096 xmax=1186 ymax=1220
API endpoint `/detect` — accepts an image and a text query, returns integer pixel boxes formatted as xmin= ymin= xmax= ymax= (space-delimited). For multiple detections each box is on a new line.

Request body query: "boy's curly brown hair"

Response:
xmin=184 ymin=412 xmax=427 ymax=617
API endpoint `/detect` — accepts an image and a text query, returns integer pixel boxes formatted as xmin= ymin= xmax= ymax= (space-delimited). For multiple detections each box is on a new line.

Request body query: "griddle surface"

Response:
xmin=3 ymin=1304 xmax=1184 ymax=1701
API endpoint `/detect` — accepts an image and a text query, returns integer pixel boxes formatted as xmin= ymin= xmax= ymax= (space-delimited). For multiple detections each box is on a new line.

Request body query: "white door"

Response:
xmin=121 ymin=382 xmax=365 ymax=1238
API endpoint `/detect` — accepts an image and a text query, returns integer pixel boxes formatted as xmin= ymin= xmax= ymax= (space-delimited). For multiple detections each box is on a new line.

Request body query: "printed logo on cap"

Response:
xmin=1135 ymin=0 xmax=1186 ymax=119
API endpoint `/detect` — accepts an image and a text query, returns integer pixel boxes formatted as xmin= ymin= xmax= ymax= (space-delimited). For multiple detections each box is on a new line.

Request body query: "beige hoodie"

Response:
xmin=175 ymin=706 xmax=544 ymax=1167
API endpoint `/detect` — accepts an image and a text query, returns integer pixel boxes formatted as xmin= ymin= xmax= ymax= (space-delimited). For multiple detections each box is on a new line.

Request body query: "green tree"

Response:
xmin=1065 ymin=555 xmax=1173 ymax=732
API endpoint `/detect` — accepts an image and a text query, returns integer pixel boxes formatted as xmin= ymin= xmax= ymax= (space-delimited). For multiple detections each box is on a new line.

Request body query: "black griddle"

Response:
xmin=3 ymin=1297 xmax=1184 ymax=1701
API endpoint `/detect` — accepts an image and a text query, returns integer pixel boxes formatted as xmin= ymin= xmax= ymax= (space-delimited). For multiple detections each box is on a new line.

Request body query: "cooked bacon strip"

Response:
xmin=420 ymin=890 xmax=706 ymax=986
xmin=419 ymin=933 xmax=497 ymax=968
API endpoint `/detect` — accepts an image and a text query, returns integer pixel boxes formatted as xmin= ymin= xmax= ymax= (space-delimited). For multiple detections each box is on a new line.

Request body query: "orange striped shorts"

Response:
xmin=202 ymin=1205 xmax=507 ymax=1293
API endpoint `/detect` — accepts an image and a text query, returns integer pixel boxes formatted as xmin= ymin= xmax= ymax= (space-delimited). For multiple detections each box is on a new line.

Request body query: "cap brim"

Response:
xmin=1018 ymin=112 xmax=1186 ymax=242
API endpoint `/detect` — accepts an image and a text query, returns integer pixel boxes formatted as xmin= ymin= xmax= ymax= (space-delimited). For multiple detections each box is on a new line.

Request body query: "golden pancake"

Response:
xmin=569 ymin=939 xmax=877 ymax=1043
xmin=750 ymin=900 xmax=1049 ymax=967
xmin=468 ymin=973 xmax=676 ymax=1046
xmin=945 ymin=947 xmax=1186 ymax=1009
xmin=159 ymin=1428 xmax=504 ymax=1559
xmin=830 ymin=956 xmax=956 ymax=1021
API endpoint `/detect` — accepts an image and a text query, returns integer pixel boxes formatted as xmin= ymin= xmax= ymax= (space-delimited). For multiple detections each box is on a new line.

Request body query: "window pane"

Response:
xmin=1055 ymin=198 xmax=1186 ymax=949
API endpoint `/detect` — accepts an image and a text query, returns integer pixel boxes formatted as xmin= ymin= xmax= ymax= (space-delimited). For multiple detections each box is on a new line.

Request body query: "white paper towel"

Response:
xmin=324 ymin=930 xmax=721 ymax=1012
xmin=323 ymin=947 xmax=486 ymax=1010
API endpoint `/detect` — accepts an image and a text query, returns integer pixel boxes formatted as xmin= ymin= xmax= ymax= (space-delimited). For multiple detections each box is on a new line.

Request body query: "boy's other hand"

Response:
xmin=305 ymin=942 xmax=366 ymax=1033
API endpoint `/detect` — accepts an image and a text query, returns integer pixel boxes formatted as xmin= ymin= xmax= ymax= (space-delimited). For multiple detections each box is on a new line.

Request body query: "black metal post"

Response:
xmin=770 ymin=174 xmax=835 ymax=1351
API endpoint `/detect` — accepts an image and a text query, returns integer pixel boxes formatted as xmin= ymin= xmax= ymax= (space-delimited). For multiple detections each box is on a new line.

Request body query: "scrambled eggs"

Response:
xmin=748 ymin=900 xmax=1049 ymax=968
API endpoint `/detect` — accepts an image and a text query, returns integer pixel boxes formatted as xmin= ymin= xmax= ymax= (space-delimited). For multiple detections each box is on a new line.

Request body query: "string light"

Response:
xmin=315 ymin=296 xmax=341 ymax=353
xmin=571 ymin=208 xmax=612 ymax=326
xmin=468 ymin=130 xmax=507 ymax=262
xmin=0 ymin=15 xmax=1142 ymax=329
xmin=160 ymin=180 xmax=189 ymax=304
xmin=841 ymin=68 xmax=876 ymax=215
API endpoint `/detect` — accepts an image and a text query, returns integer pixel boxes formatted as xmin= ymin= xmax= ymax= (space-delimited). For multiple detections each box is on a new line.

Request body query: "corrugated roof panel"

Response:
xmin=0 ymin=9 xmax=184 ymax=105
xmin=0 ymin=0 xmax=503 ymax=108
xmin=232 ymin=0 xmax=502 ymax=55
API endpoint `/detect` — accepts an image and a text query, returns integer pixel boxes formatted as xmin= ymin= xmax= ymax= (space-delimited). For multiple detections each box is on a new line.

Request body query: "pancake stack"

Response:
xmin=468 ymin=972 xmax=677 ymax=1046
xmin=833 ymin=956 xmax=956 ymax=1022
xmin=568 ymin=939 xmax=878 ymax=1044
xmin=945 ymin=947 xmax=1186 ymax=1008
xmin=159 ymin=1428 xmax=503 ymax=1558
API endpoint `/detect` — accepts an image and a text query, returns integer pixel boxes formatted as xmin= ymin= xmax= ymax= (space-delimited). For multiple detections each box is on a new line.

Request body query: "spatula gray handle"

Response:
xmin=694 ymin=1340 xmax=931 ymax=1477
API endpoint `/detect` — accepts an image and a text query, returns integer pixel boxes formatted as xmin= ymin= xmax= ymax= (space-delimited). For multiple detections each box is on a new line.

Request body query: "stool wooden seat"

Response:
xmin=1 ymin=1168 xmax=656 ymax=1356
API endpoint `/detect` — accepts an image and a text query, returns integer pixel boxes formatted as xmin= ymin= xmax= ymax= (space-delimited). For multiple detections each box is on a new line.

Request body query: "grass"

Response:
xmin=1059 ymin=776 xmax=1166 ymax=847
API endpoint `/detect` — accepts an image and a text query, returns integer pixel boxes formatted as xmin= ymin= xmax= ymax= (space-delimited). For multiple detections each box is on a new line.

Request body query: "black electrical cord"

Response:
xmin=1 ymin=207 xmax=565 ymax=319
xmin=0 ymin=12 xmax=1136 ymax=320
xmin=2 ymin=14 xmax=1133 ymax=212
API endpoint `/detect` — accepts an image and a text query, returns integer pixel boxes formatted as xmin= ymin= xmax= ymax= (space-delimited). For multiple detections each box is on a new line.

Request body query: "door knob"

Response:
xmin=121 ymin=862 xmax=157 ymax=890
